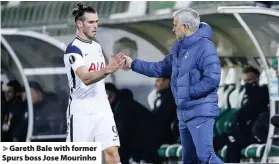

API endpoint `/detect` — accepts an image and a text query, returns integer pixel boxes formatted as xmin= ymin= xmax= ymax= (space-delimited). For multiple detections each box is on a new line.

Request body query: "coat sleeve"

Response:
xmin=131 ymin=53 xmax=173 ymax=78
xmin=188 ymin=50 xmax=221 ymax=99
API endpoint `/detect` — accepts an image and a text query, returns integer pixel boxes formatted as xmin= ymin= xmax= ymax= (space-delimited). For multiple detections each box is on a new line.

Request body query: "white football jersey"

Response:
xmin=63 ymin=36 xmax=108 ymax=100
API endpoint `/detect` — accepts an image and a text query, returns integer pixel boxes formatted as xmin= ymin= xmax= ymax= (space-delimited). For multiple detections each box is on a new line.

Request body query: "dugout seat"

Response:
xmin=237 ymin=79 xmax=246 ymax=109
xmin=228 ymin=67 xmax=242 ymax=109
xmin=222 ymin=67 xmax=243 ymax=129
xmin=218 ymin=144 xmax=279 ymax=160
xmin=259 ymin=70 xmax=268 ymax=86
xmin=218 ymin=67 xmax=238 ymax=111
xmin=215 ymin=67 xmax=239 ymax=135
xmin=147 ymin=88 xmax=157 ymax=111
xmin=158 ymin=144 xmax=182 ymax=159
xmin=218 ymin=68 xmax=229 ymax=108
xmin=241 ymin=144 xmax=279 ymax=159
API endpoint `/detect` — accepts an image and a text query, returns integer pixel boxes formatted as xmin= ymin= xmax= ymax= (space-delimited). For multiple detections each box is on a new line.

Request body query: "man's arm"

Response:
xmin=76 ymin=55 xmax=123 ymax=86
xmin=188 ymin=50 xmax=221 ymax=99
xmin=75 ymin=65 xmax=111 ymax=86
xmin=66 ymin=46 xmax=123 ymax=86
xmin=130 ymin=54 xmax=173 ymax=78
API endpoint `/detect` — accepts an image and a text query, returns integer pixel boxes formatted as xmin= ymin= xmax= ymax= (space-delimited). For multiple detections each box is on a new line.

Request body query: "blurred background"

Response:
xmin=1 ymin=1 xmax=279 ymax=163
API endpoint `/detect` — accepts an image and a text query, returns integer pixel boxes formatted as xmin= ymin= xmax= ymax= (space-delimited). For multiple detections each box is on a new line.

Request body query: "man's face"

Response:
xmin=173 ymin=16 xmax=187 ymax=40
xmin=30 ymin=88 xmax=42 ymax=104
xmin=243 ymin=72 xmax=259 ymax=85
xmin=78 ymin=12 xmax=98 ymax=39
xmin=5 ymin=86 xmax=15 ymax=102
xmin=155 ymin=78 xmax=170 ymax=92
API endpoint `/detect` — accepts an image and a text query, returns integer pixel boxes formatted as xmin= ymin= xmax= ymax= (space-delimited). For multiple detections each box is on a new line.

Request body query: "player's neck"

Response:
xmin=77 ymin=32 xmax=92 ymax=42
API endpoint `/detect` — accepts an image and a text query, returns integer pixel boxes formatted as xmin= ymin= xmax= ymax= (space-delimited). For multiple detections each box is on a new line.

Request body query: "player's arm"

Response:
xmin=124 ymin=54 xmax=173 ymax=78
xmin=69 ymin=52 xmax=123 ymax=86
xmin=75 ymin=65 xmax=110 ymax=86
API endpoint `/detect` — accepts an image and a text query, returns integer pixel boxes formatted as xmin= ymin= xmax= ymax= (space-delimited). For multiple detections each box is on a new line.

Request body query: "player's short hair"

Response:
xmin=243 ymin=66 xmax=260 ymax=78
xmin=72 ymin=2 xmax=97 ymax=22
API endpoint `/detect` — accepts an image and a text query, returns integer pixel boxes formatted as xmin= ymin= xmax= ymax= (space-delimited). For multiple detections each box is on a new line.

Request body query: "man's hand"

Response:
xmin=104 ymin=52 xmax=125 ymax=74
xmin=121 ymin=55 xmax=133 ymax=69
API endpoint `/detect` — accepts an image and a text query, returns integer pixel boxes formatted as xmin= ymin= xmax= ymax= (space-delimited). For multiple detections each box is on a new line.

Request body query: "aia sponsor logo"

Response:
xmin=88 ymin=62 xmax=105 ymax=72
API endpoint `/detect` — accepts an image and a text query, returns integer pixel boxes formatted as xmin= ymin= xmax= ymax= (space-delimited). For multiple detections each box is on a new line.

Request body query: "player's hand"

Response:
xmin=121 ymin=55 xmax=133 ymax=69
xmin=114 ymin=52 xmax=126 ymax=67
xmin=105 ymin=52 xmax=124 ymax=73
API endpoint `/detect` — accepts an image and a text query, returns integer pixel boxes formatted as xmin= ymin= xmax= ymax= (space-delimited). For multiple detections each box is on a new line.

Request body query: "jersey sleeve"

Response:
xmin=65 ymin=45 xmax=84 ymax=72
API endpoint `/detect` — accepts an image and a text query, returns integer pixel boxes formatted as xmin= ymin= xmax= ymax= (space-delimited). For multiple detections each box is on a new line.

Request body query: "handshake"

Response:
xmin=104 ymin=52 xmax=133 ymax=74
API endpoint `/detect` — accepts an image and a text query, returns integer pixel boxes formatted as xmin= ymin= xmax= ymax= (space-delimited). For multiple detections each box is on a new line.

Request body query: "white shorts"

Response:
xmin=66 ymin=98 xmax=120 ymax=151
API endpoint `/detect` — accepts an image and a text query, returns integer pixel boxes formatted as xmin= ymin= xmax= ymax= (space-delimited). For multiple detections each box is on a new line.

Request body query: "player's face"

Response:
xmin=81 ymin=12 xmax=98 ymax=39
xmin=173 ymin=16 xmax=187 ymax=40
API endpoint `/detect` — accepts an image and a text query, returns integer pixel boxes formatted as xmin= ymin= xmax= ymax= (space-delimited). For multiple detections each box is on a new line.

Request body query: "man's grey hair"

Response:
xmin=173 ymin=8 xmax=200 ymax=32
